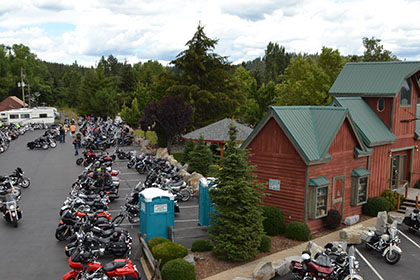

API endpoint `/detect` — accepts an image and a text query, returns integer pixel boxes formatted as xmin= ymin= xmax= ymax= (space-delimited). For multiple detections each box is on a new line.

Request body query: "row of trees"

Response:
xmin=0 ymin=27 xmax=398 ymax=146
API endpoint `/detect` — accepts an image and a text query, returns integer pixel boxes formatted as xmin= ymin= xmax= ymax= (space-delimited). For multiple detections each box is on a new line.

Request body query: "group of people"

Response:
xmin=54 ymin=120 xmax=82 ymax=156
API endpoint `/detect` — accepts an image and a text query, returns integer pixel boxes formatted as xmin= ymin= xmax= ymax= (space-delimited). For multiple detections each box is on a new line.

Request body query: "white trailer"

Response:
xmin=0 ymin=107 xmax=57 ymax=125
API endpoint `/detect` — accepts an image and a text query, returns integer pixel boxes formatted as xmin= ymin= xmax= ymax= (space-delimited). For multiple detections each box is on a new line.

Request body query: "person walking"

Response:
xmin=73 ymin=132 xmax=82 ymax=155
xmin=59 ymin=125 xmax=65 ymax=143
xmin=70 ymin=124 xmax=76 ymax=135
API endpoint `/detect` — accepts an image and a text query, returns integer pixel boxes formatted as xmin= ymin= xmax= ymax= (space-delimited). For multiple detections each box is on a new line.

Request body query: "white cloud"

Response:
xmin=0 ymin=0 xmax=419 ymax=66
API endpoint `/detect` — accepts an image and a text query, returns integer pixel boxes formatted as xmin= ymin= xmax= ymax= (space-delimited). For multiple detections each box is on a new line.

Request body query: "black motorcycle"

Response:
xmin=9 ymin=167 xmax=30 ymax=189
xmin=0 ymin=191 xmax=22 ymax=227
xmin=111 ymin=203 xmax=139 ymax=226
xmin=403 ymin=208 xmax=420 ymax=234
xmin=27 ymin=137 xmax=50 ymax=150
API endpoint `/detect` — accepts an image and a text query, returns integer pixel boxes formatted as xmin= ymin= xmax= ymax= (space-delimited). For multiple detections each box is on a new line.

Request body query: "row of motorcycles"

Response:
xmin=58 ymin=144 xmax=140 ymax=279
xmin=0 ymin=123 xmax=46 ymax=153
xmin=0 ymin=167 xmax=30 ymax=227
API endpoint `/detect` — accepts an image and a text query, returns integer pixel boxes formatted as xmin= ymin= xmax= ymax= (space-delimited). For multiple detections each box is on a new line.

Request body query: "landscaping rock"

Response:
xmin=339 ymin=225 xmax=367 ymax=244
xmin=188 ymin=172 xmax=204 ymax=196
xmin=232 ymin=277 xmax=252 ymax=280
xmin=156 ymin=148 xmax=168 ymax=159
xmin=184 ymin=255 xmax=195 ymax=266
xmin=306 ymin=241 xmax=323 ymax=257
xmin=252 ymin=261 xmax=275 ymax=280
xmin=179 ymin=169 xmax=191 ymax=181
xmin=273 ymin=256 xmax=301 ymax=277
xmin=182 ymin=163 xmax=189 ymax=170
xmin=388 ymin=214 xmax=404 ymax=225
xmin=376 ymin=211 xmax=387 ymax=233
xmin=344 ymin=215 xmax=360 ymax=226
xmin=140 ymin=145 xmax=154 ymax=154
xmin=167 ymin=155 xmax=178 ymax=166
xmin=332 ymin=241 xmax=347 ymax=252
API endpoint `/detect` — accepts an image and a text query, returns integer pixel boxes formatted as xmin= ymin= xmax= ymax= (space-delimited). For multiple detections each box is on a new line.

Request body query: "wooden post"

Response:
xmin=397 ymin=194 xmax=401 ymax=210
xmin=405 ymin=184 xmax=408 ymax=199
xmin=416 ymin=196 xmax=419 ymax=209
xmin=168 ymin=225 xmax=174 ymax=242
xmin=220 ymin=142 xmax=224 ymax=160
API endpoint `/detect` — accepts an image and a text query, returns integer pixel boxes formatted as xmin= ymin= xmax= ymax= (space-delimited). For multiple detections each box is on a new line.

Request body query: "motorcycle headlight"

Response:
xmin=354 ymin=260 xmax=359 ymax=269
xmin=9 ymin=204 xmax=15 ymax=210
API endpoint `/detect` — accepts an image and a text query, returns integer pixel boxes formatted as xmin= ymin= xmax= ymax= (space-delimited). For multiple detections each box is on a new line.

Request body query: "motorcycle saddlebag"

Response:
xmin=360 ymin=230 xmax=374 ymax=242
xmin=403 ymin=216 xmax=414 ymax=227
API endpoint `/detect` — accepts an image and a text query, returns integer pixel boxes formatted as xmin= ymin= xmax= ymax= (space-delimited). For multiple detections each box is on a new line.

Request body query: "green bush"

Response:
xmin=362 ymin=197 xmax=391 ymax=217
xmin=172 ymin=152 xmax=184 ymax=164
xmin=258 ymin=235 xmax=272 ymax=252
xmin=147 ymin=237 xmax=171 ymax=250
xmin=161 ymin=258 xmax=196 ymax=280
xmin=191 ymin=240 xmax=213 ymax=252
xmin=381 ymin=189 xmax=404 ymax=211
xmin=324 ymin=209 xmax=342 ymax=229
xmin=285 ymin=222 xmax=311 ymax=241
xmin=152 ymin=242 xmax=188 ymax=268
xmin=207 ymin=164 xmax=220 ymax=177
xmin=261 ymin=206 xmax=286 ymax=235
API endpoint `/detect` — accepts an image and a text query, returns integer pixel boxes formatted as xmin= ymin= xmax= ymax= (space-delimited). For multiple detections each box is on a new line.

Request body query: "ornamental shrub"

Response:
xmin=147 ymin=237 xmax=171 ymax=250
xmin=188 ymin=136 xmax=213 ymax=176
xmin=324 ymin=209 xmax=342 ymax=229
xmin=258 ymin=235 xmax=272 ymax=252
xmin=191 ymin=240 xmax=213 ymax=252
xmin=285 ymin=222 xmax=311 ymax=241
xmin=161 ymin=258 xmax=196 ymax=280
xmin=152 ymin=242 xmax=188 ymax=268
xmin=362 ymin=197 xmax=391 ymax=217
xmin=381 ymin=189 xmax=404 ymax=211
xmin=261 ymin=206 xmax=286 ymax=235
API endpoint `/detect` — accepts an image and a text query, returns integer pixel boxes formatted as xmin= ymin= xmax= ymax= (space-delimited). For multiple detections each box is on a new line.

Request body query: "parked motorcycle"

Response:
xmin=9 ymin=167 xmax=30 ymax=189
xmin=360 ymin=220 xmax=402 ymax=264
xmin=27 ymin=136 xmax=50 ymax=150
xmin=0 ymin=190 xmax=22 ymax=227
xmin=403 ymin=208 xmax=420 ymax=234
xmin=112 ymin=203 xmax=140 ymax=226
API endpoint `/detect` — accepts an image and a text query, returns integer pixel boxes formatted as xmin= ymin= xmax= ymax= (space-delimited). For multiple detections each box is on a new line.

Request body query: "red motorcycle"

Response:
xmin=291 ymin=250 xmax=334 ymax=280
xmin=63 ymin=251 xmax=140 ymax=280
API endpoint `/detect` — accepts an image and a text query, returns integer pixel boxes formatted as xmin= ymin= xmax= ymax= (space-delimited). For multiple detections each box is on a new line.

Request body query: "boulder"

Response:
xmin=339 ymin=225 xmax=368 ymax=244
xmin=252 ymin=261 xmax=275 ymax=280
xmin=140 ymin=146 xmax=154 ymax=154
xmin=167 ymin=155 xmax=178 ymax=167
xmin=376 ymin=211 xmax=388 ymax=233
xmin=273 ymin=256 xmax=301 ymax=277
xmin=306 ymin=241 xmax=323 ymax=257
xmin=183 ymin=255 xmax=195 ymax=266
xmin=344 ymin=215 xmax=360 ymax=226
xmin=182 ymin=163 xmax=189 ymax=170
xmin=188 ymin=172 xmax=204 ymax=196
xmin=179 ymin=169 xmax=191 ymax=182
xmin=156 ymin=148 xmax=168 ymax=159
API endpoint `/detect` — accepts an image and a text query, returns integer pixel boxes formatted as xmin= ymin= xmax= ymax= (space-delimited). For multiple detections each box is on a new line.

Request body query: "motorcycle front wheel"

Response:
xmin=112 ymin=215 xmax=125 ymax=226
xmin=55 ymin=227 xmax=70 ymax=241
xmin=76 ymin=158 xmax=83 ymax=165
xmin=50 ymin=142 xmax=57 ymax=148
xmin=343 ymin=274 xmax=364 ymax=280
xmin=19 ymin=177 xmax=30 ymax=188
xmin=180 ymin=189 xmax=191 ymax=202
xmin=384 ymin=250 xmax=401 ymax=264
xmin=127 ymin=162 xmax=134 ymax=168
xmin=42 ymin=144 xmax=49 ymax=150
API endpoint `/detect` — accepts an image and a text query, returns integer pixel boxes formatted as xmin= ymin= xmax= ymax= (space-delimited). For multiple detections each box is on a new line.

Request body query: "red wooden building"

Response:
xmin=242 ymin=61 xmax=420 ymax=232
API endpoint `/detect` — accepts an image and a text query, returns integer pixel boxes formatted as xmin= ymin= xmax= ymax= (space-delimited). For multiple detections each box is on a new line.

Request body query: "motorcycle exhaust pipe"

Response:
xmin=365 ymin=242 xmax=381 ymax=252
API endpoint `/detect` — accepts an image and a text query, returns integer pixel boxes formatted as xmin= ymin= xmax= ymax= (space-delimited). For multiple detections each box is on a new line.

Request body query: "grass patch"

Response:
xmin=134 ymin=129 xmax=157 ymax=145
xmin=172 ymin=152 xmax=184 ymax=164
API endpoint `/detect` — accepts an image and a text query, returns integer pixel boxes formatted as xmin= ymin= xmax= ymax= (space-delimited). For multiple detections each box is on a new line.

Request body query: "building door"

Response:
xmin=332 ymin=176 xmax=345 ymax=217
xmin=391 ymin=155 xmax=407 ymax=188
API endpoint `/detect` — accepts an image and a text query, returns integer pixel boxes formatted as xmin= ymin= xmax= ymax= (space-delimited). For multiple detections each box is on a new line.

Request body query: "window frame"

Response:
xmin=351 ymin=175 xmax=369 ymax=206
xmin=377 ymin=98 xmax=385 ymax=112
xmin=9 ymin=114 xmax=19 ymax=119
xmin=39 ymin=113 xmax=48 ymax=118
xmin=20 ymin=113 xmax=30 ymax=119
xmin=399 ymin=79 xmax=412 ymax=107
xmin=308 ymin=184 xmax=329 ymax=219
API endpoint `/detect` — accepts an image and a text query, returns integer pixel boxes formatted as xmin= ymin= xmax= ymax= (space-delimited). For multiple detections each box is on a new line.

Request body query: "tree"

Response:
xmin=263 ymin=42 xmax=291 ymax=83
xmin=140 ymin=96 xmax=192 ymax=151
xmin=182 ymin=139 xmax=196 ymax=164
xmin=170 ymin=24 xmax=241 ymax=128
xmin=120 ymin=97 xmax=142 ymax=128
xmin=209 ymin=124 xmax=265 ymax=261
xmin=188 ymin=136 xmax=213 ymax=175
xmin=362 ymin=37 xmax=397 ymax=62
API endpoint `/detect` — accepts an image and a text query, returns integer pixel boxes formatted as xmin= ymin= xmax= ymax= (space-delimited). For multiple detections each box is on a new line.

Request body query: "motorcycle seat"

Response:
xmin=375 ymin=230 xmax=384 ymax=236
xmin=170 ymin=181 xmax=184 ymax=187
xmin=102 ymin=260 xmax=126 ymax=271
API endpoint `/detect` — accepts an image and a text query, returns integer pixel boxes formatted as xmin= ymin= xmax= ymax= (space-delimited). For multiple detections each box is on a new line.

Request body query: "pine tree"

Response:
xmin=209 ymin=124 xmax=264 ymax=261
xmin=188 ymin=136 xmax=213 ymax=175
xmin=183 ymin=139 xmax=196 ymax=164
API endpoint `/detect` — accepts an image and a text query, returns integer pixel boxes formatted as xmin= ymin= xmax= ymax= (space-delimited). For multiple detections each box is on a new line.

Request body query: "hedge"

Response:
xmin=381 ymin=189 xmax=404 ymax=211
xmin=147 ymin=237 xmax=171 ymax=250
xmin=258 ymin=235 xmax=272 ymax=252
xmin=261 ymin=206 xmax=286 ymax=235
xmin=324 ymin=209 xmax=342 ymax=229
xmin=362 ymin=196 xmax=391 ymax=217
xmin=285 ymin=222 xmax=311 ymax=241
xmin=191 ymin=240 xmax=213 ymax=252
xmin=152 ymin=242 xmax=188 ymax=268
xmin=161 ymin=258 xmax=196 ymax=280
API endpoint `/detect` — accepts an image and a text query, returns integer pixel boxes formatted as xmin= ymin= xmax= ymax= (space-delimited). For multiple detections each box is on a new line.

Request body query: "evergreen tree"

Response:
xmin=188 ymin=136 xmax=212 ymax=175
xmin=209 ymin=124 xmax=264 ymax=261
xmin=362 ymin=37 xmax=397 ymax=62
xmin=182 ymin=139 xmax=196 ymax=164
xmin=120 ymin=97 xmax=141 ymax=128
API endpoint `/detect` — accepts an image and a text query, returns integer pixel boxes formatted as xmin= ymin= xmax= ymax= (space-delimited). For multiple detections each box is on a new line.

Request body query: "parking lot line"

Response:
xmin=355 ymin=248 xmax=385 ymax=280
xmin=119 ymin=172 xmax=140 ymax=175
xmin=179 ymin=205 xmax=199 ymax=209
xmin=398 ymin=230 xmax=420 ymax=249
xmin=175 ymin=219 xmax=199 ymax=223
xmin=123 ymin=179 xmax=141 ymax=182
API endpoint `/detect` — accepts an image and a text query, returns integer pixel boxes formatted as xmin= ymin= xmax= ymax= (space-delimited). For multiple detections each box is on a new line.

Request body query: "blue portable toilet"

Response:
xmin=139 ymin=187 xmax=175 ymax=241
xmin=198 ymin=177 xmax=217 ymax=226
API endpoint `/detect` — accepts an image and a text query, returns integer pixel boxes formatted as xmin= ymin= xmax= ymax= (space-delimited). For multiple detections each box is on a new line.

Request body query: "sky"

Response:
xmin=1 ymin=0 xmax=419 ymax=67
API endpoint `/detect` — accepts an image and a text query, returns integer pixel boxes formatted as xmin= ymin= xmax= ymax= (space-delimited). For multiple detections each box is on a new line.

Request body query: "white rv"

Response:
xmin=0 ymin=107 xmax=58 ymax=125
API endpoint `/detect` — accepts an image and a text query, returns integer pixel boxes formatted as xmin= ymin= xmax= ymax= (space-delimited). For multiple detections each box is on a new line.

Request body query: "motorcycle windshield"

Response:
xmin=314 ymin=255 xmax=333 ymax=267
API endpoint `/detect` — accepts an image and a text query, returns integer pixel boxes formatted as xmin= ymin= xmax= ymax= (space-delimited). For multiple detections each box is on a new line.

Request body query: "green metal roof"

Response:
xmin=329 ymin=61 xmax=420 ymax=97
xmin=351 ymin=168 xmax=371 ymax=177
xmin=416 ymin=104 xmax=420 ymax=140
xmin=332 ymin=97 xmax=396 ymax=146
xmin=309 ymin=176 xmax=331 ymax=187
xmin=271 ymin=106 xmax=347 ymax=164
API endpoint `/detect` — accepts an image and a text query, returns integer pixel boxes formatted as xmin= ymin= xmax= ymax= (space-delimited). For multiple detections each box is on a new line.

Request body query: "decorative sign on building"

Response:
xmin=269 ymin=179 xmax=280 ymax=191
xmin=154 ymin=204 xmax=168 ymax=213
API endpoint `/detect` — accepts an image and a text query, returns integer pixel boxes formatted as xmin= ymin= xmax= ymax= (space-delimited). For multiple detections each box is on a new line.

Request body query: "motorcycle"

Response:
xmin=403 ymin=208 xmax=420 ymax=234
xmin=111 ymin=203 xmax=140 ymax=226
xmin=291 ymin=250 xmax=335 ymax=280
xmin=323 ymin=243 xmax=363 ymax=280
xmin=9 ymin=167 xmax=30 ymax=189
xmin=27 ymin=137 xmax=50 ymax=150
xmin=0 ymin=191 xmax=22 ymax=227
xmin=360 ymin=220 xmax=402 ymax=264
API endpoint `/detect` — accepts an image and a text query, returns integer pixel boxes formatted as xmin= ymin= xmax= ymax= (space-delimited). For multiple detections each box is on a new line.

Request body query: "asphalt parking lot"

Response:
xmin=275 ymin=224 xmax=420 ymax=280
xmin=0 ymin=129 xmax=205 ymax=280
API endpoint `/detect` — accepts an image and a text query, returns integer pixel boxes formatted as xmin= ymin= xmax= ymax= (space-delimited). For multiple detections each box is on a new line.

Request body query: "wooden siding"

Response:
xmin=368 ymin=144 xmax=392 ymax=196
xmin=364 ymin=97 xmax=393 ymax=129
xmin=308 ymin=119 xmax=368 ymax=232
xmin=392 ymin=76 xmax=417 ymax=137
xmin=247 ymin=118 xmax=307 ymax=224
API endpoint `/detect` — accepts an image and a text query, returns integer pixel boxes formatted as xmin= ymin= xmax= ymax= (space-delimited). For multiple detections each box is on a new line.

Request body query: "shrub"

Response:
xmin=258 ymin=235 xmax=272 ymax=252
xmin=191 ymin=240 xmax=213 ymax=252
xmin=207 ymin=164 xmax=220 ymax=177
xmin=285 ymin=222 xmax=311 ymax=241
xmin=161 ymin=258 xmax=196 ymax=280
xmin=381 ymin=189 xmax=404 ymax=211
xmin=183 ymin=139 xmax=195 ymax=164
xmin=152 ymin=242 xmax=188 ymax=267
xmin=362 ymin=197 xmax=391 ymax=217
xmin=324 ymin=209 xmax=342 ymax=229
xmin=188 ymin=136 xmax=213 ymax=175
xmin=261 ymin=206 xmax=286 ymax=235
xmin=147 ymin=237 xmax=171 ymax=250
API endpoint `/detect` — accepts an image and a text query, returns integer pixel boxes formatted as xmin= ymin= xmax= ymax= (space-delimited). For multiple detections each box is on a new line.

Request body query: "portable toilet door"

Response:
xmin=198 ymin=177 xmax=217 ymax=226
xmin=139 ymin=187 xmax=175 ymax=241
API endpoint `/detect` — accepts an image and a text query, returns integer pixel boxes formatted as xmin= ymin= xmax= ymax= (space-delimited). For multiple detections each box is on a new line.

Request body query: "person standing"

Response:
xmin=59 ymin=125 xmax=65 ymax=143
xmin=70 ymin=124 xmax=76 ymax=135
xmin=73 ymin=132 xmax=82 ymax=155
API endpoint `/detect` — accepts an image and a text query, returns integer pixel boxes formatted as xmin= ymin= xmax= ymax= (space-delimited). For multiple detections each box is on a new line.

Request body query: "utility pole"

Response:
xmin=20 ymin=67 xmax=25 ymax=107
xmin=28 ymin=84 xmax=31 ymax=108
